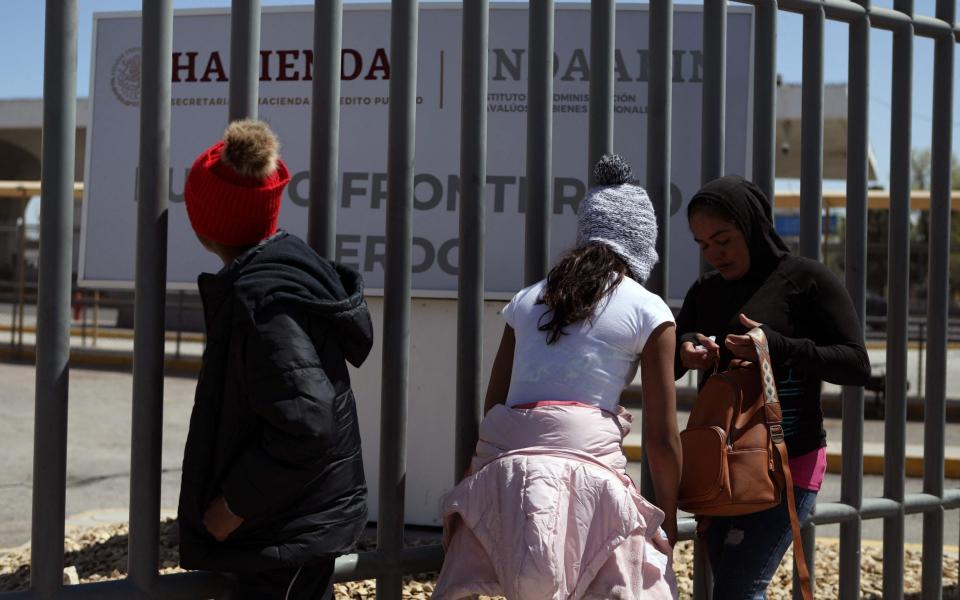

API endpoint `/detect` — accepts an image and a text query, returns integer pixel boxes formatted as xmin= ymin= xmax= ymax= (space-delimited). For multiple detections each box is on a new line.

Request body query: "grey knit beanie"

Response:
xmin=576 ymin=154 xmax=659 ymax=283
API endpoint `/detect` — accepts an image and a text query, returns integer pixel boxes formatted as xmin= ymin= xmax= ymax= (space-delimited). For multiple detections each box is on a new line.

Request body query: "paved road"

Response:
xmin=0 ymin=362 xmax=194 ymax=549
xmin=1 ymin=361 xmax=958 ymax=551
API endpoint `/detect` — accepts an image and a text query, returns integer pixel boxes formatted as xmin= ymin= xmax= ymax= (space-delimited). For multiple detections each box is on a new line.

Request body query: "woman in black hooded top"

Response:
xmin=675 ymin=176 xmax=870 ymax=598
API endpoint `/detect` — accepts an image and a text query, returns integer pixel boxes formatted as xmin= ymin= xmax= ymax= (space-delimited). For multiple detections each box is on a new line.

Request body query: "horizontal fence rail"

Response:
xmin=2 ymin=1 xmax=958 ymax=599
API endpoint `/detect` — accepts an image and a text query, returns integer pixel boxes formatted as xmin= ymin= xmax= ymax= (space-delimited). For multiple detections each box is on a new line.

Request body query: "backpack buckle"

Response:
xmin=770 ymin=424 xmax=785 ymax=443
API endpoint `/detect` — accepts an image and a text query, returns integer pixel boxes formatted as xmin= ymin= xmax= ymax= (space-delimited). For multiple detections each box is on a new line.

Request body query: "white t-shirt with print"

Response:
xmin=501 ymin=277 xmax=675 ymax=413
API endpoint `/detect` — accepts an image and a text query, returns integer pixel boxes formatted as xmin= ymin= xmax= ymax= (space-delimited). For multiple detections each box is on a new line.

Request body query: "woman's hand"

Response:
xmin=203 ymin=496 xmax=244 ymax=542
xmin=680 ymin=333 xmax=720 ymax=370
xmin=724 ymin=313 xmax=763 ymax=361
xmin=661 ymin=515 xmax=678 ymax=547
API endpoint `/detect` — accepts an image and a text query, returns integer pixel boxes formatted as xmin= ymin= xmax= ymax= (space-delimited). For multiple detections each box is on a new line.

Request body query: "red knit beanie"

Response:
xmin=184 ymin=120 xmax=292 ymax=247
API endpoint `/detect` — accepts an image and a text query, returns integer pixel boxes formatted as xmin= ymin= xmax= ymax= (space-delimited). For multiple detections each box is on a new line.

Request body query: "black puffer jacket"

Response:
xmin=178 ymin=231 xmax=373 ymax=572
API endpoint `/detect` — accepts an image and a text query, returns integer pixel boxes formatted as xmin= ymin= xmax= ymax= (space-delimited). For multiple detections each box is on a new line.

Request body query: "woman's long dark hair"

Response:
xmin=536 ymin=242 xmax=630 ymax=345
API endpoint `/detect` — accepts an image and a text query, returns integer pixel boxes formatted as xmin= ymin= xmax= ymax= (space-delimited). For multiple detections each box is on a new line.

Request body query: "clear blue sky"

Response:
xmin=0 ymin=0 xmax=954 ymax=190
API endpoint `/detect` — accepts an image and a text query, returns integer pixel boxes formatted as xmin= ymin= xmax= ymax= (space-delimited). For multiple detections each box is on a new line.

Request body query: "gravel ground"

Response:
xmin=0 ymin=519 xmax=956 ymax=598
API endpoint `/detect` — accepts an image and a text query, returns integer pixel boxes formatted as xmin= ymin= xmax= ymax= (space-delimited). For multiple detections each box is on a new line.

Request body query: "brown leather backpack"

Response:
xmin=677 ymin=328 xmax=813 ymax=600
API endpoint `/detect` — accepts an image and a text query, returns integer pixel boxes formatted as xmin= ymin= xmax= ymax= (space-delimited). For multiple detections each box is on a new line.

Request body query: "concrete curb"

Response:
xmin=0 ymin=345 xmax=202 ymax=374
xmin=0 ymin=323 xmax=204 ymax=343
xmin=621 ymin=386 xmax=960 ymax=422
xmin=622 ymin=442 xmax=960 ymax=478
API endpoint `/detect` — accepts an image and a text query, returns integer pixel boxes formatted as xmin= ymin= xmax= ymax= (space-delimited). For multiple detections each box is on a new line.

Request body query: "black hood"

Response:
xmin=689 ymin=175 xmax=791 ymax=278
xmin=205 ymin=231 xmax=373 ymax=367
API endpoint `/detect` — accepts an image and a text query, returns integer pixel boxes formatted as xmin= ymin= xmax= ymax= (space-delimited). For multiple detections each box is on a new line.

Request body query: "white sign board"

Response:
xmin=82 ymin=4 xmax=753 ymax=300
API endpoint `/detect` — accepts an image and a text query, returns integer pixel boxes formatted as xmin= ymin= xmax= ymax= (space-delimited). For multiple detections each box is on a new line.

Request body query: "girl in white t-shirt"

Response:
xmin=485 ymin=154 xmax=680 ymax=543
xmin=435 ymin=156 xmax=681 ymax=600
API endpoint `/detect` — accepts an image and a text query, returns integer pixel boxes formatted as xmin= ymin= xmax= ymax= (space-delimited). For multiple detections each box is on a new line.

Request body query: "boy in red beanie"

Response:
xmin=176 ymin=120 xmax=373 ymax=600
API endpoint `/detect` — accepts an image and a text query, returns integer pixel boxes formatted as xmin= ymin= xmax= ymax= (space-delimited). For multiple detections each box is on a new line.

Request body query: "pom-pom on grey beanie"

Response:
xmin=576 ymin=154 xmax=659 ymax=283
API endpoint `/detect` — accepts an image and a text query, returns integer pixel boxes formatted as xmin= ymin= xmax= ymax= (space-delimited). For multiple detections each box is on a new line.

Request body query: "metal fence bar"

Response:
xmin=455 ymin=0 xmax=489 ymax=479
xmin=229 ymin=0 xmax=261 ymax=121
xmin=884 ymin=1 xmax=913 ymax=597
xmin=752 ymin=0 xmax=777 ymax=206
xmin=645 ymin=0 xmax=673 ymax=301
xmin=701 ymin=0 xmax=726 ymax=184
xmin=127 ymin=0 xmax=173 ymax=591
xmin=307 ymin=0 xmax=343 ymax=259
xmin=794 ymin=5 xmax=825 ymax=596
xmin=839 ymin=6 xmax=870 ymax=598
xmin=922 ymin=0 xmax=954 ymax=596
xmin=30 ymin=0 xmax=78 ymax=596
xmin=815 ymin=493 xmax=960 ymax=522
xmin=642 ymin=0 xmax=673 ymax=507
xmin=377 ymin=1 xmax=418 ymax=598
xmin=588 ymin=0 xmax=615 ymax=179
xmin=7 ymin=3 xmax=960 ymax=600
xmin=799 ymin=5 xmax=824 ymax=261
xmin=696 ymin=3 xmax=727 ymax=595
xmin=525 ymin=0 xmax=554 ymax=285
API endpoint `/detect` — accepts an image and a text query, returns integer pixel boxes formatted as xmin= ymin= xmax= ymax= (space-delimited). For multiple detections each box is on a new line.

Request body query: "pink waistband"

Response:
xmin=513 ymin=400 xmax=599 ymax=410
xmin=511 ymin=400 xmax=620 ymax=418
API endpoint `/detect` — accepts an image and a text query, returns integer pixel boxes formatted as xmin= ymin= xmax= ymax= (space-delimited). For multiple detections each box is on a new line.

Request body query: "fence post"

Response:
xmin=884 ymin=2 xmax=914 ymax=596
xmin=525 ymin=0 xmax=554 ymax=285
xmin=752 ymin=0 xmax=778 ymax=206
xmin=839 ymin=6 xmax=870 ymax=598
xmin=30 ymin=1 xmax=78 ymax=596
xmin=127 ymin=0 xmax=173 ymax=591
xmin=307 ymin=0 xmax=343 ymax=260
xmin=921 ymin=0 xmax=954 ymax=595
xmin=645 ymin=0 xmax=672 ymax=301
xmin=229 ymin=0 xmax=260 ymax=121
xmin=377 ymin=1 xmax=418 ymax=598
xmin=455 ymin=0 xmax=489 ymax=480
xmin=701 ymin=0 xmax=726 ymax=185
xmin=588 ymin=0 xmax=615 ymax=179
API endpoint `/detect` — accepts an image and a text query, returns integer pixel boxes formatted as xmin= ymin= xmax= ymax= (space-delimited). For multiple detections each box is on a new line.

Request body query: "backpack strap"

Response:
xmin=746 ymin=327 xmax=814 ymax=600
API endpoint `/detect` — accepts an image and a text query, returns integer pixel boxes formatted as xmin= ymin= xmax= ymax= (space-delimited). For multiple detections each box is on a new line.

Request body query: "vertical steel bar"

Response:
xmin=588 ymin=0 xmax=615 ymax=180
xmin=307 ymin=0 xmax=343 ymax=259
xmin=377 ymin=1 xmax=418 ymax=598
xmin=643 ymin=0 xmax=672 ymax=504
xmin=921 ymin=1 xmax=954 ymax=596
xmin=9 ymin=280 xmax=15 ymax=348
xmin=229 ymin=0 xmax=261 ymax=121
xmin=799 ymin=6 xmax=824 ymax=261
xmin=916 ymin=321 xmax=924 ymax=402
xmin=794 ymin=6 xmax=824 ymax=595
xmin=175 ymin=291 xmax=183 ymax=359
xmin=839 ymin=8 xmax=870 ymax=600
xmin=93 ymin=290 xmax=100 ymax=347
xmin=693 ymin=540 xmax=713 ymax=600
xmin=15 ymin=199 xmax=27 ymax=350
xmin=80 ymin=292 xmax=87 ymax=347
xmin=455 ymin=0 xmax=489 ymax=479
xmin=701 ymin=0 xmax=726 ymax=184
xmin=884 ymin=4 xmax=913 ymax=598
xmin=696 ymin=4 xmax=725 ymax=594
xmin=793 ymin=522 xmax=816 ymax=600
xmin=30 ymin=0 xmax=77 ymax=596
xmin=751 ymin=0 xmax=777 ymax=206
xmin=645 ymin=0 xmax=672 ymax=301
xmin=127 ymin=0 xmax=173 ymax=591
xmin=525 ymin=0 xmax=554 ymax=285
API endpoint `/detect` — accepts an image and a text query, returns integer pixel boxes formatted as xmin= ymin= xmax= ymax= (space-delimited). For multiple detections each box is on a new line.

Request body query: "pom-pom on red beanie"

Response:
xmin=184 ymin=120 xmax=291 ymax=247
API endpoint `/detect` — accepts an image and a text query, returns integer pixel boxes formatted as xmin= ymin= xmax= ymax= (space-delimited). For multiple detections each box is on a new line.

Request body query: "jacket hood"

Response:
xmin=213 ymin=231 xmax=373 ymax=367
xmin=688 ymin=175 xmax=791 ymax=278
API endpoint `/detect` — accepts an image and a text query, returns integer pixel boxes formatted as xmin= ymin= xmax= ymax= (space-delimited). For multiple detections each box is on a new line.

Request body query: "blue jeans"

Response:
xmin=705 ymin=486 xmax=818 ymax=600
